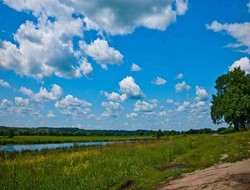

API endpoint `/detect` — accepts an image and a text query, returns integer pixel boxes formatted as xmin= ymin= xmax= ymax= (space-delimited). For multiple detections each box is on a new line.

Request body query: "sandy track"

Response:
xmin=156 ymin=159 xmax=250 ymax=190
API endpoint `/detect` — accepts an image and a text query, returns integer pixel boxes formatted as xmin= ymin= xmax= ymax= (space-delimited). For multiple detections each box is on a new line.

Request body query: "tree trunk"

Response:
xmin=240 ymin=121 xmax=246 ymax=130
xmin=234 ymin=122 xmax=239 ymax=132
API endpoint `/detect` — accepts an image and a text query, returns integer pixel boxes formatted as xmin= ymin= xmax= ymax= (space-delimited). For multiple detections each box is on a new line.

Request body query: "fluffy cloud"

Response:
xmin=2 ymin=0 xmax=73 ymax=19
xmin=1 ymin=0 xmax=188 ymax=78
xmin=166 ymin=99 xmax=179 ymax=106
xmin=0 ymin=16 xmax=84 ymax=79
xmin=152 ymin=76 xmax=167 ymax=85
xmin=190 ymin=101 xmax=206 ymax=109
xmin=20 ymin=84 xmax=63 ymax=103
xmin=130 ymin=63 xmax=142 ymax=72
xmin=134 ymin=100 xmax=157 ymax=112
xmin=175 ymin=73 xmax=183 ymax=79
xmin=119 ymin=76 xmax=145 ymax=100
xmin=0 ymin=79 xmax=11 ymax=88
xmin=101 ymin=91 xmax=127 ymax=102
xmin=0 ymin=97 xmax=42 ymax=117
xmin=101 ymin=76 xmax=144 ymax=102
xmin=229 ymin=57 xmax=250 ymax=73
xmin=176 ymin=101 xmax=190 ymax=112
xmin=55 ymin=95 xmax=92 ymax=118
xmin=0 ymin=98 xmax=12 ymax=108
xmin=158 ymin=110 xmax=168 ymax=116
xmin=176 ymin=0 xmax=188 ymax=15
xmin=247 ymin=1 xmax=250 ymax=12
xmin=13 ymin=97 xmax=40 ymax=117
xmin=126 ymin=112 xmax=138 ymax=119
xmin=188 ymin=101 xmax=209 ymax=120
xmin=0 ymin=99 xmax=12 ymax=114
xmin=175 ymin=81 xmax=191 ymax=92
xmin=206 ymin=21 xmax=250 ymax=54
xmin=15 ymin=97 xmax=29 ymax=107
xmin=79 ymin=39 xmax=123 ymax=70
xmin=77 ymin=0 xmax=188 ymax=35
xmin=55 ymin=95 xmax=91 ymax=108
xmin=79 ymin=59 xmax=93 ymax=76
xmin=101 ymin=101 xmax=123 ymax=118
xmin=47 ymin=111 xmax=56 ymax=118
xmin=195 ymin=86 xmax=209 ymax=101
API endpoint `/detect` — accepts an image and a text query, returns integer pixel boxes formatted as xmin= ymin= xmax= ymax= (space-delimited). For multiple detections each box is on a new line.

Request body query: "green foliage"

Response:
xmin=211 ymin=67 xmax=250 ymax=131
xmin=156 ymin=129 xmax=163 ymax=139
xmin=0 ymin=132 xmax=250 ymax=190
xmin=0 ymin=126 xmax=155 ymax=137
xmin=7 ymin=128 xmax=15 ymax=138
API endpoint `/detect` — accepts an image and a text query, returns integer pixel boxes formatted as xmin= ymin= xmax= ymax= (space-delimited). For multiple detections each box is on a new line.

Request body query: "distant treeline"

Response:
xmin=0 ymin=126 xmax=232 ymax=137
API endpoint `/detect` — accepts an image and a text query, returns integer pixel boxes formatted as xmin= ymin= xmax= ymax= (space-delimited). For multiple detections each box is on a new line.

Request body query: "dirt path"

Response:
xmin=156 ymin=159 xmax=250 ymax=190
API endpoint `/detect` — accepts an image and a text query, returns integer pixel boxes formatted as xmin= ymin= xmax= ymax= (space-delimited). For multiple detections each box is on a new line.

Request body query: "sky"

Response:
xmin=0 ymin=0 xmax=250 ymax=130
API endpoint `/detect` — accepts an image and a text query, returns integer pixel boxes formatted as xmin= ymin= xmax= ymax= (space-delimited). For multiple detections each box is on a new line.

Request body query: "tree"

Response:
xmin=156 ymin=129 xmax=163 ymax=139
xmin=7 ymin=128 xmax=15 ymax=138
xmin=211 ymin=67 xmax=250 ymax=131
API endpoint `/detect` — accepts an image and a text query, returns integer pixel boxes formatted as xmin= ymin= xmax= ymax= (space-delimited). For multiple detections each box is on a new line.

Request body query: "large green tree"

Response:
xmin=211 ymin=67 xmax=250 ymax=131
xmin=7 ymin=128 xmax=15 ymax=138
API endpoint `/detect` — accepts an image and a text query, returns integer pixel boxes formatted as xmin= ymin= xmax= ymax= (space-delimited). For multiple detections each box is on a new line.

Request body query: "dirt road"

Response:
xmin=156 ymin=159 xmax=250 ymax=190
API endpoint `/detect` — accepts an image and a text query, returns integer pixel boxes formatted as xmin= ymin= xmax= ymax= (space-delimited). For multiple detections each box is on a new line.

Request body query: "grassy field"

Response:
xmin=0 ymin=131 xmax=250 ymax=190
xmin=0 ymin=135 xmax=153 ymax=145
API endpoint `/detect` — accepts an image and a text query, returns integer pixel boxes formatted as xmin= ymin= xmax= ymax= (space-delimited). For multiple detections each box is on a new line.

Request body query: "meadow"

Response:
xmin=0 ymin=131 xmax=250 ymax=190
xmin=0 ymin=135 xmax=153 ymax=145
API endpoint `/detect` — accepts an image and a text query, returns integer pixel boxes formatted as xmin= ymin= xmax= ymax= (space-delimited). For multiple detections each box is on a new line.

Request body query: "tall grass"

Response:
xmin=0 ymin=131 xmax=250 ymax=190
xmin=0 ymin=135 xmax=153 ymax=145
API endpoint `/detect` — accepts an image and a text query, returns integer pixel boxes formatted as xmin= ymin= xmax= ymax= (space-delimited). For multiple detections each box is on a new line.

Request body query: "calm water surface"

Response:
xmin=0 ymin=141 xmax=113 ymax=152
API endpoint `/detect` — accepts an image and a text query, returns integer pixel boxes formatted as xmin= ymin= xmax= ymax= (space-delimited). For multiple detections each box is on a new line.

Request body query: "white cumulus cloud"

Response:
xmin=20 ymin=84 xmax=63 ymax=103
xmin=47 ymin=111 xmax=56 ymax=118
xmin=134 ymin=100 xmax=157 ymax=112
xmin=176 ymin=101 xmax=190 ymax=112
xmin=158 ymin=110 xmax=168 ymax=116
xmin=77 ymin=0 xmax=188 ymax=35
xmin=100 ymin=101 xmax=123 ymax=118
xmin=206 ymin=21 xmax=250 ymax=54
xmin=79 ymin=38 xmax=123 ymax=70
xmin=13 ymin=97 xmax=40 ymax=117
xmin=1 ymin=0 xmax=189 ymax=78
xmin=101 ymin=76 xmax=144 ymax=102
xmin=126 ymin=112 xmax=138 ymax=119
xmin=130 ymin=63 xmax=142 ymax=72
xmin=175 ymin=73 xmax=183 ymax=79
xmin=195 ymin=86 xmax=209 ymax=101
xmin=79 ymin=59 xmax=93 ymax=76
xmin=0 ymin=79 xmax=11 ymax=88
xmin=0 ymin=15 xmax=84 ymax=79
xmin=152 ymin=76 xmax=167 ymax=85
xmin=175 ymin=81 xmax=191 ymax=92
xmin=0 ymin=99 xmax=12 ymax=114
xmin=229 ymin=57 xmax=250 ymax=73
xmin=101 ymin=91 xmax=127 ymax=102
xmin=55 ymin=95 xmax=92 ymax=118
xmin=176 ymin=0 xmax=188 ymax=15
xmin=166 ymin=99 xmax=179 ymax=106
xmin=119 ymin=76 xmax=145 ymax=100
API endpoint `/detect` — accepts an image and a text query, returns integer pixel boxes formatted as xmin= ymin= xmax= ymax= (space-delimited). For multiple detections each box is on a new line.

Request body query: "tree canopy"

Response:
xmin=211 ymin=67 xmax=250 ymax=131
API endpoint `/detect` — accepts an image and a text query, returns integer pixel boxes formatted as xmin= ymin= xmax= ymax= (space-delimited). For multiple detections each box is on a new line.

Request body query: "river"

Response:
xmin=0 ymin=141 xmax=113 ymax=152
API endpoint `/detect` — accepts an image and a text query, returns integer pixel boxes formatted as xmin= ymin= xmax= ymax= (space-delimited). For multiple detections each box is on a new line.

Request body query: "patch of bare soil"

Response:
xmin=156 ymin=163 xmax=187 ymax=171
xmin=156 ymin=159 xmax=250 ymax=190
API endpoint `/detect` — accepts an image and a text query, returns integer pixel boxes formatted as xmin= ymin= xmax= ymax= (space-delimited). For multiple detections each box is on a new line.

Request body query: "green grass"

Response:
xmin=0 ymin=131 xmax=250 ymax=190
xmin=0 ymin=135 xmax=153 ymax=145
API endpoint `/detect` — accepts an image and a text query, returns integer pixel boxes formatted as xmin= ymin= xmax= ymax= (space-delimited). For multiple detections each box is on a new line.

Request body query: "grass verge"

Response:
xmin=0 ymin=131 xmax=250 ymax=190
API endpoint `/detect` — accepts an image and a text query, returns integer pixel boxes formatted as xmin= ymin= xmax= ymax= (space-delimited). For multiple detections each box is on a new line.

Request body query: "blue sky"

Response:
xmin=0 ymin=0 xmax=250 ymax=130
